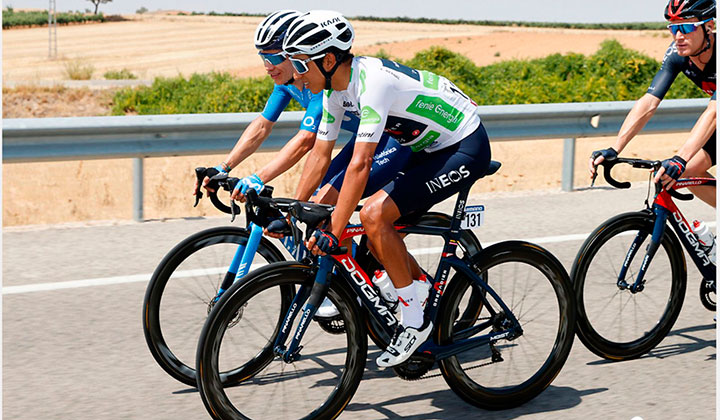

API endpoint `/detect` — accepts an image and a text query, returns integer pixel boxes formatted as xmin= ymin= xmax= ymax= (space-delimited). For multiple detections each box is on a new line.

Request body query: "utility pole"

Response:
xmin=48 ymin=0 xmax=57 ymax=58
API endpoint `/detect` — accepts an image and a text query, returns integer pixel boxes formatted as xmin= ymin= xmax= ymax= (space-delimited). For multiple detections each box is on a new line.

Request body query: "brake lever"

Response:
xmin=193 ymin=167 xmax=206 ymax=207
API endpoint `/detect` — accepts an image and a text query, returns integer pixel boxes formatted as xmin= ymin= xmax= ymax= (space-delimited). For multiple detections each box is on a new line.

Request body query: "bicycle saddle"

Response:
xmin=484 ymin=160 xmax=502 ymax=177
xmin=289 ymin=201 xmax=335 ymax=228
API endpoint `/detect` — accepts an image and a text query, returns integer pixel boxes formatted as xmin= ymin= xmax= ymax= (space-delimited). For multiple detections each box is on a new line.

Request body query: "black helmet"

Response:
xmin=664 ymin=0 xmax=716 ymax=20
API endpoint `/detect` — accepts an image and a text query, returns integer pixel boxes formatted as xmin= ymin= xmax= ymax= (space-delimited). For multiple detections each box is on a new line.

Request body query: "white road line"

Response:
xmin=4 ymin=223 xmax=715 ymax=295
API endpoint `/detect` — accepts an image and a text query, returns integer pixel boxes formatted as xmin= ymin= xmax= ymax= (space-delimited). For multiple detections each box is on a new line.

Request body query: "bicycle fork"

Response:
xmin=213 ymin=223 xmax=265 ymax=302
xmin=617 ymin=207 xmax=668 ymax=293
xmin=273 ymin=256 xmax=334 ymax=363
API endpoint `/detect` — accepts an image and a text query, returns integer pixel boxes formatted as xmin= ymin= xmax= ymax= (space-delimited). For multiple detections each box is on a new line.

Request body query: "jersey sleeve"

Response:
xmin=299 ymin=92 xmax=322 ymax=133
xmin=260 ymin=85 xmax=293 ymax=122
xmin=647 ymin=42 xmax=683 ymax=99
xmin=317 ymin=91 xmax=344 ymax=141
xmin=355 ymin=71 xmax=393 ymax=144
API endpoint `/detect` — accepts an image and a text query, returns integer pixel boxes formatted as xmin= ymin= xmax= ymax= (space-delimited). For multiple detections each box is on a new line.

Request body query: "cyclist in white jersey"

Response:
xmin=283 ymin=10 xmax=492 ymax=367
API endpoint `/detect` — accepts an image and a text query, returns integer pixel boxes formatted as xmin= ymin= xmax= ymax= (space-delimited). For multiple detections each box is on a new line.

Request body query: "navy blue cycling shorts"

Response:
xmin=319 ymin=133 xmax=411 ymax=198
xmin=383 ymin=123 xmax=492 ymax=216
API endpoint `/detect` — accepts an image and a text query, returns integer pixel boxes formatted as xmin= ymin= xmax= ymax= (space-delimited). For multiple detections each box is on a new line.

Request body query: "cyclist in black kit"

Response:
xmin=590 ymin=0 xmax=716 ymax=207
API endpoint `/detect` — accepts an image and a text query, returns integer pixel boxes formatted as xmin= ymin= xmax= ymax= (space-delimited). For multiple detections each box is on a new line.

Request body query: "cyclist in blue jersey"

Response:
xmin=590 ymin=0 xmax=716 ymax=207
xmin=197 ymin=10 xmax=409 ymax=317
xmin=283 ymin=11 xmax=492 ymax=367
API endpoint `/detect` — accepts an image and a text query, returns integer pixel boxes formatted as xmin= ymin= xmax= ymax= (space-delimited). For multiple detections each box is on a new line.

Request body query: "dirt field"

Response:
xmin=3 ymin=15 xmax=702 ymax=226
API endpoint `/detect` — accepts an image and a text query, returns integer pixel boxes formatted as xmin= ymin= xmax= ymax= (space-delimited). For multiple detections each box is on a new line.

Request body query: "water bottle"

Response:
xmin=415 ymin=274 xmax=432 ymax=308
xmin=692 ymin=220 xmax=716 ymax=265
xmin=373 ymin=270 xmax=398 ymax=306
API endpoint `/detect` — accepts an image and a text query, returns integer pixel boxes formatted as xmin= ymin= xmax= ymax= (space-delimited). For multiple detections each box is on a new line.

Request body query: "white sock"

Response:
xmin=396 ymin=282 xmax=423 ymax=329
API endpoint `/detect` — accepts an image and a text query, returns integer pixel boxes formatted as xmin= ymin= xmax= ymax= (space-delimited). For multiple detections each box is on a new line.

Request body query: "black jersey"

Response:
xmin=647 ymin=38 xmax=716 ymax=100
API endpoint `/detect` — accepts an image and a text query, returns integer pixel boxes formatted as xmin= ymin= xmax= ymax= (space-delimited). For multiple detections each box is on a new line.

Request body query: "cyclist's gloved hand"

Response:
xmin=312 ymin=229 xmax=340 ymax=255
xmin=197 ymin=165 xmax=226 ymax=194
xmin=589 ymin=147 xmax=618 ymax=181
xmin=232 ymin=173 xmax=265 ymax=201
xmin=657 ymin=155 xmax=687 ymax=189
xmin=266 ymin=217 xmax=292 ymax=237
xmin=590 ymin=147 xmax=618 ymax=163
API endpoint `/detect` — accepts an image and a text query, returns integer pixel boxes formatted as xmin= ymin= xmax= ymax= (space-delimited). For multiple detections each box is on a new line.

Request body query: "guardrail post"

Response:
xmin=133 ymin=157 xmax=144 ymax=222
xmin=562 ymin=138 xmax=576 ymax=192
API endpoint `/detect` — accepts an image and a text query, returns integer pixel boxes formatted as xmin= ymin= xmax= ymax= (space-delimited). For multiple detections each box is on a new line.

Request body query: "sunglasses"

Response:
xmin=667 ymin=18 xmax=712 ymax=35
xmin=289 ymin=54 xmax=327 ymax=74
xmin=259 ymin=51 xmax=286 ymax=66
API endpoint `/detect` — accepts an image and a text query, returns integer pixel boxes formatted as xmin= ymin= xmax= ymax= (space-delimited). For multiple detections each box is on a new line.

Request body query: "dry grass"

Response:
xmin=63 ymin=58 xmax=95 ymax=80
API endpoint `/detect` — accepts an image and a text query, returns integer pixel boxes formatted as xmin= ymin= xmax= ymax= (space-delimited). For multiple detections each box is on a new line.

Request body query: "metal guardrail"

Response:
xmin=2 ymin=98 xmax=708 ymax=220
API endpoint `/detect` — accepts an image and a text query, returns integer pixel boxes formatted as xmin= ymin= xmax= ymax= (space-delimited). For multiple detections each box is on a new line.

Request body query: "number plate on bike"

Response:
xmin=461 ymin=205 xmax=484 ymax=230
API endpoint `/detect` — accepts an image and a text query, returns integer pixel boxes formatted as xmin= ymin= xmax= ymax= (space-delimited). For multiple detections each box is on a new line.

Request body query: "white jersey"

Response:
xmin=318 ymin=56 xmax=481 ymax=153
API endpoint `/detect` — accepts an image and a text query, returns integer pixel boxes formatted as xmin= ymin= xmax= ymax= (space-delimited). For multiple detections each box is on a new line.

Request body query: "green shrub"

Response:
xmin=2 ymin=10 xmax=105 ymax=28
xmin=111 ymin=73 xmax=304 ymax=115
xmin=104 ymin=69 xmax=138 ymax=80
xmin=111 ymin=40 xmax=706 ymax=115
xmin=64 ymin=59 xmax=95 ymax=80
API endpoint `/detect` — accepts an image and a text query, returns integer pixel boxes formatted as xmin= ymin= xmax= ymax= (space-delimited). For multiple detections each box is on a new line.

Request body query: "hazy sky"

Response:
xmin=3 ymin=0 xmax=670 ymax=23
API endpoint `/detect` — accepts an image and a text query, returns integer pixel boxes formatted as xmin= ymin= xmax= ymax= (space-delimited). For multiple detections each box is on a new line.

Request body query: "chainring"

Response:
xmin=314 ymin=315 xmax=346 ymax=334
xmin=700 ymin=278 xmax=716 ymax=312
xmin=392 ymin=357 xmax=435 ymax=381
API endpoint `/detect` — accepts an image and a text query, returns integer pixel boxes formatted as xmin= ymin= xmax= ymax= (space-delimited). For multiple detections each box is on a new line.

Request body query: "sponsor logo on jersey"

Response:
xmin=322 ymin=109 xmax=335 ymax=124
xmin=411 ymin=130 xmax=440 ymax=152
xmin=359 ymin=106 xmax=382 ymax=125
xmin=425 ymin=165 xmax=471 ymax=193
xmin=406 ymin=95 xmax=465 ymax=131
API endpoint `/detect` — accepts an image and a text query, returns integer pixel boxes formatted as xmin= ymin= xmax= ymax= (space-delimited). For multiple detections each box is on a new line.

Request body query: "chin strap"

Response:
xmin=284 ymin=76 xmax=295 ymax=85
xmin=691 ymin=25 xmax=713 ymax=58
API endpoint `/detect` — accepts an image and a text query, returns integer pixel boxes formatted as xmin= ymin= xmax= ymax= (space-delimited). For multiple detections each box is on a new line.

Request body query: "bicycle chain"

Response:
xmin=402 ymin=359 xmax=498 ymax=381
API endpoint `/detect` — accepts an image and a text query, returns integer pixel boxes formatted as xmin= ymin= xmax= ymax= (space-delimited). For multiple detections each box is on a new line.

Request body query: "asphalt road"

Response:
xmin=3 ymin=185 xmax=716 ymax=419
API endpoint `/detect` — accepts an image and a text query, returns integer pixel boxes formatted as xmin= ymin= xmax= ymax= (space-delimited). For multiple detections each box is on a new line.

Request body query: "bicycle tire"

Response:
xmin=437 ymin=241 xmax=576 ymax=410
xmin=143 ymin=226 xmax=286 ymax=387
xmin=571 ymin=211 xmax=686 ymax=361
xmin=196 ymin=262 xmax=367 ymax=420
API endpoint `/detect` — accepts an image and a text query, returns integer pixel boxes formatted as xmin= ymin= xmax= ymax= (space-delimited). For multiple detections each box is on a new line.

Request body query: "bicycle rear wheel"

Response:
xmin=143 ymin=226 xmax=285 ymax=387
xmin=572 ymin=212 xmax=686 ymax=360
xmin=437 ymin=241 xmax=575 ymax=410
xmin=196 ymin=263 xmax=367 ymax=420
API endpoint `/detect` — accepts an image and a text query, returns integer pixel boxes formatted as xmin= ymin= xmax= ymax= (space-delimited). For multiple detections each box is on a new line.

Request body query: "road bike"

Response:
xmin=195 ymin=160 xmax=577 ymax=419
xmin=142 ymin=168 xmax=482 ymax=387
xmin=573 ymin=157 xmax=716 ymax=361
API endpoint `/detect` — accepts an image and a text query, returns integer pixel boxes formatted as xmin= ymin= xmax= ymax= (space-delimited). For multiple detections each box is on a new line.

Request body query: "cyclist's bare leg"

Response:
xmin=685 ymin=150 xmax=716 ymax=208
xmin=312 ymin=184 xmax=339 ymax=205
xmin=365 ymin=238 xmax=423 ymax=279
xmin=359 ymin=191 xmax=413 ymax=289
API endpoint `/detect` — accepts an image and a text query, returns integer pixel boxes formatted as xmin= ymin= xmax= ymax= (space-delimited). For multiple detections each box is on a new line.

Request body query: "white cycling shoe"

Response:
xmin=315 ymin=297 xmax=340 ymax=318
xmin=376 ymin=320 xmax=433 ymax=368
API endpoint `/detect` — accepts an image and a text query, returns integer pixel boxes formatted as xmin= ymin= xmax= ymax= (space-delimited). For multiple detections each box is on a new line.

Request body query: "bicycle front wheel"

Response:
xmin=572 ymin=212 xmax=686 ymax=360
xmin=143 ymin=226 xmax=285 ymax=387
xmin=437 ymin=241 xmax=575 ymax=410
xmin=196 ymin=263 xmax=367 ymax=420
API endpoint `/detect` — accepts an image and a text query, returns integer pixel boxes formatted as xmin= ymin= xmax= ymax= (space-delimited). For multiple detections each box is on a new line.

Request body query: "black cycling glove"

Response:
xmin=590 ymin=147 xmax=618 ymax=162
xmin=312 ymin=229 xmax=340 ymax=254
xmin=660 ymin=155 xmax=687 ymax=181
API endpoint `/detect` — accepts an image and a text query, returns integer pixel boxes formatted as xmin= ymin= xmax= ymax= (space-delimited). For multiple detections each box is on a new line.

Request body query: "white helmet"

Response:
xmin=254 ymin=10 xmax=303 ymax=51
xmin=282 ymin=10 xmax=354 ymax=56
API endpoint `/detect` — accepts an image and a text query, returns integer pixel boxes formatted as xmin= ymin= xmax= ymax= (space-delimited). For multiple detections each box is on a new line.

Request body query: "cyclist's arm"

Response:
xmin=294 ymin=138 xmax=336 ymax=201
xmin=222 ymin=115 xmax=275 ymax=170
xmin=253 ymin=92 xmax=323 ymax=184
xmin=611 ymin=93 xmax=662 ymax=153
xmin=253 ymin=129 xmax=317 ymax=184
xmin=294 ymin=92 xmax=344 ymax=201
xmin=326 ymin=141 xmax=375 ymax=238
xmin=675 ymin=99 xmax=716 ymax=162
